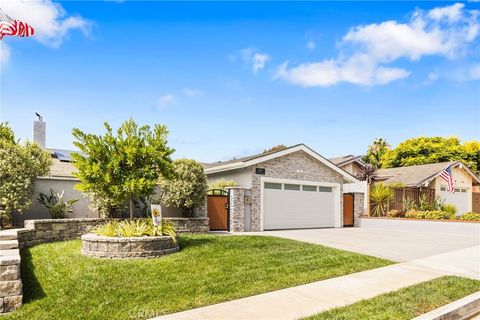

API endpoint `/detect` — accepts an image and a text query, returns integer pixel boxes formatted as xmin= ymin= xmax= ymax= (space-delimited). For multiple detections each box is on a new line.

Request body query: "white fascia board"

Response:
xmin=205 ymin=144 xmax=356 ymax=183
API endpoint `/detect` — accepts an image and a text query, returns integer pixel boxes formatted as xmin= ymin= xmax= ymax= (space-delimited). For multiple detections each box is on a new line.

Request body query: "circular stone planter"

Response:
xmin=81 ymin=233 xmax=179 ymax=259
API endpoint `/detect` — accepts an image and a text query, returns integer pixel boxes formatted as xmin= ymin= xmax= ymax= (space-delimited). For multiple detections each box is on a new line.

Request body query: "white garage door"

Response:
xmin=263 ymin=181 xmax=336 ymax=230
xmin=439 ymin=186 xmax=469 ymax=214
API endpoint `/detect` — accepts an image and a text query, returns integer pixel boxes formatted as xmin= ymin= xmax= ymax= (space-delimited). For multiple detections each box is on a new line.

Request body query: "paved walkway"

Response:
xmin=153 ymin=246 xmax=480 ymax=320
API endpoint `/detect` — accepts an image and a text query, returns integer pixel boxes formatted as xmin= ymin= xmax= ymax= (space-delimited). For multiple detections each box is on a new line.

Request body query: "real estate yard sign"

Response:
xmin=151 ymin=204 xmax=162 ymax=227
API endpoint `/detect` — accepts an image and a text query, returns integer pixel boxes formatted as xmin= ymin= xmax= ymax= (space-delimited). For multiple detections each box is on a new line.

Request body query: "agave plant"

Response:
xmin=370 ymin=183 xmax=393 ymax=217
xmin=37 ymin=189 xmax=78 ymax=219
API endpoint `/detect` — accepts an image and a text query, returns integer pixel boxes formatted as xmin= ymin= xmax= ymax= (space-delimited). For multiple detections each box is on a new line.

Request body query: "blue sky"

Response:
xmin=0 ymin=1 xmax=479 ymax=162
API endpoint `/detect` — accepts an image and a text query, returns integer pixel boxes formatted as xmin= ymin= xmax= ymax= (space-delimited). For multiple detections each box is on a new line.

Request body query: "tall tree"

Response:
xmin=0 ymin=122 xmax=51 ymax=226
xmin=72 ymin=119 xmax=175 ymax=219
xmin=381 ymin=136 xmax=472 ymax=169
xmin=362 ymin=138 xmax=391 ymax=168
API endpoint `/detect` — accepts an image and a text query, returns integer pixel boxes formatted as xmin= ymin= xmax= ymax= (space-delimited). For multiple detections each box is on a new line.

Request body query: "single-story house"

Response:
xmin=204 ymin=144 xmax=365 ymax=232
xmin=373 ymin=161 xmax=480 ymax=214
xmin=329 ymin=155 xmax=366 ymax=177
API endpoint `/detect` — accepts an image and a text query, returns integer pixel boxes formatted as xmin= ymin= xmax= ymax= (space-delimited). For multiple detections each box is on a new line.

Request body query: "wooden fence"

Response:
xmin=389 ymin=188 xmax=436 ymax=212
xmin=473 ymin=193 xmax=480 ymax=213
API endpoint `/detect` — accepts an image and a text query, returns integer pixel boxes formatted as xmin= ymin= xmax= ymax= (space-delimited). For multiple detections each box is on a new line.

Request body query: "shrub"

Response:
xmin=418 ymin=195 xmax=444 ymax=211
xmin=0 ymin=123 xmax=51 ymax=226
xmin=37 ymin=189 xmax=78 ymax=219
xmin=441 ymin=203 xmax=457 ymax=215
xmin=405 ymin=210 xmax=455 ymax=220
xmin=208 ymin=179 xmax=237 ymax=192
xmin=93 ymin=219 xmax=177 ymax=241
xmin=387 ymin=209 xmax=404 ymax=218
xmin=460 ymin=212 xmax=480 ymax=221
xmin=370 ymin=183 xmax=394 ymax=217
xmin=159 ymin=159 xmax=208 ymax=217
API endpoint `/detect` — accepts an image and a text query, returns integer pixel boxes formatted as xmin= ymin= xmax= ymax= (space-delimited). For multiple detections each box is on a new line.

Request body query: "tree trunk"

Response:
xmin=129 ymin=197 xmax=134 ymax=219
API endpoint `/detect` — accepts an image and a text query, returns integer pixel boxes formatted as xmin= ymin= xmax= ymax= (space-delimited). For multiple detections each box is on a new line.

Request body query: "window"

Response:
xmin=454 ymin=188 xmax=460 ymax=192
xmin=264 ymin=182 xmax=281 ymax=190
xmin=461 ymin=189 xmax=467 ymax=193
xmin=284 ymin=184 xmax=300 ymax=191
xmin=302 ymin=185 xmax=317 ymax=192
xmin=318 ymin=186 xmax=332 ymax=192
xmin=440 ymin=187 xmax=446 ymax=191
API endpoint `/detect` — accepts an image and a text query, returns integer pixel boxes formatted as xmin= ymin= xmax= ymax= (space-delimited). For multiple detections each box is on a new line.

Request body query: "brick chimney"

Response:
xmin=33 ymin=113 xmax=46 ymax=148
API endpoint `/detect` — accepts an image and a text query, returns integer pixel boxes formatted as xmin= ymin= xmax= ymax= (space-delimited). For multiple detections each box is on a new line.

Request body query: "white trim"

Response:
xmin=205 ymin=144 xmax=356 ymax=183
xmin=260 ymin=177 xmax=342 ymax=231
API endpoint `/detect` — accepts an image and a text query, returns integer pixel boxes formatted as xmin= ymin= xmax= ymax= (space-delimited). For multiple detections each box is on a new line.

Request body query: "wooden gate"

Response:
xmin=343 ymin=193 xmax=354 ymax=227
xmin=207 ymin=189 xmax=229 ymax=231
xmin=473 ymin=193 xmax=480 ymax=213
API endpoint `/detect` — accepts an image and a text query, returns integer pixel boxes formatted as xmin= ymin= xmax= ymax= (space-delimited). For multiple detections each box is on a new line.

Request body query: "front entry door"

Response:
xmin=343 ymin=193 xmax=354 ymax=227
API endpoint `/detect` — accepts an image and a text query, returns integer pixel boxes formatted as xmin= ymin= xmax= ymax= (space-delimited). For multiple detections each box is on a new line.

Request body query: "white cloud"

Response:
xmin=0 ymin=43 xmax=10 ymax=66
xmin=183 ymin=88 xmax=204 ymax=97
xmin=306 ymin=41 xmax=316 ymax=51
xmin=423 ymin=70 xmax=440 ymax=84
xmin=239 ymin=47 xmax=270 ymax=74
xmin=276 ymin=3 xmax=480 ymax=87
xmin=428 ymin=3 xmax=465 ymax=22
xmin=156 ymin=94 xmax=175 ymax=110
xmin=0 ymin=0 xmax=91 ymax=48
xmin=252 ymin=53 xmax=270 ymax=74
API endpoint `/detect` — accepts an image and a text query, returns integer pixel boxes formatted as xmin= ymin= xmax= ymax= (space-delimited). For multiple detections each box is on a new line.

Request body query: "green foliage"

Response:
xmin=362 ymin=138 xmax=391 ymax=168
xmin=263 ymin=144 xmax=287 ymax=154
xmin=37 ymin=189 xmax=78 ymax=219
xmin=381 ymin=137 xmax=480 ymax=172
xmin=402 ymin=198 xmax=417 ymax=212
xmin=405 ymin=210 xmax=455 ymax=220
xmin=72 ymin=119 xmax=174 ymax=218
xmin=459 ymin=212 xmax=480 ymax=221
xmin=418 ymin=194 xmax=443 ymax=211
xmin=370 ymin=183 xmax=394 ymax=217
xmin=159 ymin=159 xmax=207 ymax=217
xmin=0 ymin=123 xmax=51 ymax=224
xmin=93 ymin=218 xmax=177 ymax=242
xmin=440 ymin=203 xmax=457 ymax=215
xmin=0 ymin=122 xmax=15 ymax=144
xmin=208 ymin=178 xmax=237 ymax=191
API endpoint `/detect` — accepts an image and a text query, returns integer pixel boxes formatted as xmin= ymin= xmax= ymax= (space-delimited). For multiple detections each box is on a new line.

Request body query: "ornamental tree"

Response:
xmin=159 ymin=159 xmax=207 ymax=217
xmin=72 ymin=119 xmax=175 ymax=219
xmin=0 ymin=122 xmax=51 ymax=226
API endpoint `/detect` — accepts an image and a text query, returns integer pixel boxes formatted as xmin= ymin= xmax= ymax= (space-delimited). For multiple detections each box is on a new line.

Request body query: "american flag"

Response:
xmin=440 ymin=165 xmax=455 ymax=193
xmin=0 ymin=9 xmax=34 ymax=40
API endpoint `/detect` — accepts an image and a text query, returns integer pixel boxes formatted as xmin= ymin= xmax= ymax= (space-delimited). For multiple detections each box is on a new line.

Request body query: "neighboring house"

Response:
xmin=329 ymin=155 xmax=366 ymax=177
xmin=204 ymin=144 xmax=364 ymax=232
xmin=374 ymin=161 xmax=480 ymax=214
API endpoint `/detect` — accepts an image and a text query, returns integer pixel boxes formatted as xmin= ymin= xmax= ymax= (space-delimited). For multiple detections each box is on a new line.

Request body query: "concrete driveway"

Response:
xmin=252 ymin=228 xmax=480 ymax=262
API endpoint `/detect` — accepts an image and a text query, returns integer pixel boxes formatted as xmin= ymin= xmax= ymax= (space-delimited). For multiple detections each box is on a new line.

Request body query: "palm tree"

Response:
xmin=370 ymin=183 xmax=394 ymax=217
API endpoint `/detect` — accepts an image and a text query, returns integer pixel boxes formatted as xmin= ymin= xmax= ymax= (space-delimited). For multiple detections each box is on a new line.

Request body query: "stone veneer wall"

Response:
xmin=236 ymin=151 xmax=345 ymax=232
xmin=228 ymin=188 xmax=252 ymax=232
xmin=17 ymin=218 xmax=107 ymax=249
xmin=81 ymin=234 xmax=179 ymax=259
xmin=0 ymin=253 xmax=22 ymax=313
xmin=167 ymin=218 xmax=210 ymax=234
xmin=353 ymin=193 xmax=364 ymax=227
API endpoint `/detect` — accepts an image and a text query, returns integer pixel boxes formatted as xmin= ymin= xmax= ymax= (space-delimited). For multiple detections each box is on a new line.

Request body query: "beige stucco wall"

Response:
xmin=15 ymin=178 xmax=184 ymax=227
xmin=430 ymin=166 xmax=473 ymax=213
xmin=207 ymin=168 xmax=252 ymax=188
xmin=339 ymin=162 xmax=362 ymax=176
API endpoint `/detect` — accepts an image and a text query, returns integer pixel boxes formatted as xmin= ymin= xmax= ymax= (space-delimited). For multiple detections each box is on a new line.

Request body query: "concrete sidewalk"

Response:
xmin=153 ymin=246 xmax=479 ymax=320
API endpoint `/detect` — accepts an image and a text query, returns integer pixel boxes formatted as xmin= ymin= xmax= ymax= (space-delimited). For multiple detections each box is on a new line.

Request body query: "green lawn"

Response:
xmin=305 ymin=276 xmax=480 ymax=320
xmin=8 ymin=235 xmax=390 ymax=320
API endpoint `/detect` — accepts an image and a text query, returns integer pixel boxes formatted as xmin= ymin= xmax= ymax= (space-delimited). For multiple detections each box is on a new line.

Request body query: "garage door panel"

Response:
xmin=263 ymin=183 xmax=335 ymax=230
